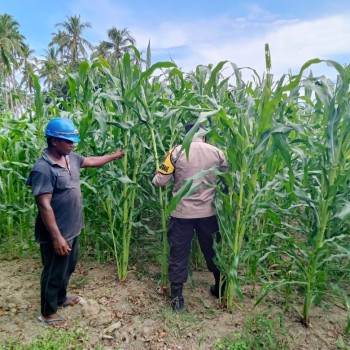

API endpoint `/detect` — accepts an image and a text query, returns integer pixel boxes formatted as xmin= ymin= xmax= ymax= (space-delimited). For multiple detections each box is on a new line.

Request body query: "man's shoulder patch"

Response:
xmin=158 ymin=147 xmax=176 ymax=175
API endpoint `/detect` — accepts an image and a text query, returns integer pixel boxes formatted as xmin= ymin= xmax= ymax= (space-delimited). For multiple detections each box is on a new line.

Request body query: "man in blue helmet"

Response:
xmin=27 ymin=117 xmax=124 ymax=326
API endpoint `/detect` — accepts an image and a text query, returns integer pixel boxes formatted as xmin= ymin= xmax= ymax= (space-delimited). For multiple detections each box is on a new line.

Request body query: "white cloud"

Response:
xmin=54 ymin=0 xmax=350 ymax=80
xmin=139 ymin=12 xmax=350 ymax=80
xmin=265 ymin=16 xmax=350 ymax=69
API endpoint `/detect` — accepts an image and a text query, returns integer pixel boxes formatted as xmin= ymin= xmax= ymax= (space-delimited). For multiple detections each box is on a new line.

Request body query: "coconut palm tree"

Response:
xmin=91 ymin=41 xmax=112 ymax=62
xmin=20 ymin=44 xmax=37 ymax=94
xmin=97 ymin=27 xmax=136 ymax=63
xmin=38 ymin=48 xmax=63 ymax=90
xmin=51 ymin=15 xmax=94 ymax=65
xmin=0 ymin=14 xmax=26 ymax=73
xmin=49 ymin=30 xmax=70 ymax=63
xmin=0 ymin=14 xmax=26 ymax=113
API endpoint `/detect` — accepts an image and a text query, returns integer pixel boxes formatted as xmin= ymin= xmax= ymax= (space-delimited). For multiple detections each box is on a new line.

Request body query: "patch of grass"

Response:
xmin=159 ymin=307 xmax=205 ymax=339
xmin=70 ymin=275 xmax=93 ymax=288
xmin=213 ymin=333 xmax=249 ymax=350
xmin=0 ymin=328 xmax=89 ymax=350
xmin=212 ymin=308 xmax=291 ymax=350
xmin=0 ymin=239 xmax=40 ymax=261
xmin=338 ymin=336 xmax=350 ymax=350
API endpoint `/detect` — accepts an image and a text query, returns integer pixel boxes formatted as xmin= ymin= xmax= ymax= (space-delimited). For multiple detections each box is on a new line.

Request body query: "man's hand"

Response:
xmin=114 ymin=149 xmax=125 ymax=160
xmin=53 ymin=236 xmax=71 ymax=256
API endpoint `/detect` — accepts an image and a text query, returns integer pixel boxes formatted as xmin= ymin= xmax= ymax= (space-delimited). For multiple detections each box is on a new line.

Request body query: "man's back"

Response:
xmin=153 ymin=137 xmax=228 ymax=219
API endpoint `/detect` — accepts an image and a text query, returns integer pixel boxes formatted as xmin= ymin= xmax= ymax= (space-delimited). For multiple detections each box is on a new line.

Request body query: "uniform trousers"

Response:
xmin=167 ymin=215 xmax=220 ymax=284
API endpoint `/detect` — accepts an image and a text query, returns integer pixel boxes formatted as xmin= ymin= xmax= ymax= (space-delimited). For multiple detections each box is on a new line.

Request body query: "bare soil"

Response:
xmin=0 ymin=257 xmax=348 ymax=349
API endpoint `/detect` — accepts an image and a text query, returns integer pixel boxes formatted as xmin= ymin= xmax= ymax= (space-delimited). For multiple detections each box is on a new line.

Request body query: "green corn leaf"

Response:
xmin=334 ymin=202 xmax=350 ymax=222
xmin=141 ymin=61 xmax=177 ymax=80
xmin=166 ymin=180 xmax=197 ymax=216
xmin=205 ymin=60 xmax=227 ymax=95
xmin=255 ymin=280 xmax=308 ymax=308
xmin=107 ymin=121 xmax=134 ymax=130
xmin=180 ymin=110 xmax=221 ymax=159
xmin=117 ymin=175 xmax=134 ymax=184
xmin=80 ymin=180 xmax=97 ymax=194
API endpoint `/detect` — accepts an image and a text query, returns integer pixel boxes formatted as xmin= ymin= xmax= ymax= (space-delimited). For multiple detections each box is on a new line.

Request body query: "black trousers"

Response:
xmin=40 ymin=237 xmax=78 ymax=316
xmin=167 ymin=216 xmax=220 ymax=284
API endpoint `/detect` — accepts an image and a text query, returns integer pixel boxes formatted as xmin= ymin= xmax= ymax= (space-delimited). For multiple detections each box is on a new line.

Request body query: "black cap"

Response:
xmin=185 ymin=122 xmax=206 ymax=133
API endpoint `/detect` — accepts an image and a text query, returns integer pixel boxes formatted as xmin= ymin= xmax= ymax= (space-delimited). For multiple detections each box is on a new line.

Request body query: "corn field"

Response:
xmin=0 ymin=45 xmax=349 ymax=330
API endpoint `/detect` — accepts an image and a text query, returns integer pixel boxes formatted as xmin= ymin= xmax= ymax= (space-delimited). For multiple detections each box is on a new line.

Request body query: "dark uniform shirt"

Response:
xmin=26 ymin=149 xmax=85 ymax=243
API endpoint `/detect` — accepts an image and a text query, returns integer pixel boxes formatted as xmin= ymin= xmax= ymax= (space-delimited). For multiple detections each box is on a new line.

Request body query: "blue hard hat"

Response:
xmin=45 ymin=118 xmax=80 ymax=143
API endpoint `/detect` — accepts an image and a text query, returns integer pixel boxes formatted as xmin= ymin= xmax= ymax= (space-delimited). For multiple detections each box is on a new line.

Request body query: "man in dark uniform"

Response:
xmin=152 ymin=122 xmax=228 ymax=312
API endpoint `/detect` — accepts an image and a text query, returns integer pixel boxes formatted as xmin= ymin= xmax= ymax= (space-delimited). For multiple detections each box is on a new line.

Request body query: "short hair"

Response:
xmin=185 ymin=122 xmax=206 ymax=133
xmin=46 ymin=136 xmax=54 ymax=147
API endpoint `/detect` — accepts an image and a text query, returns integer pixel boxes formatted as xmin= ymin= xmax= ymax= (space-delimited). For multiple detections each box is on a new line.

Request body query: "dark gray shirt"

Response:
xmin=26 ymin=149 xmax=85 ymax=243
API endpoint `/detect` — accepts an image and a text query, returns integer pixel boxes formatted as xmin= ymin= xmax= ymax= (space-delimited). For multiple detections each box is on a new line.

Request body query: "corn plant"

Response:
xmin=74 ymin=56 xmax=137 ymax=281
xmin=209 ymin=45 xmax=298 ymax=310
xmin=0 ymin=114 xmax=39 ymax=255
xmin=256 ymin=60 xmax=350 ymax=326
xmin=126 ymin=58 xmax=183 ymax=291
xmin=79 ymin=51 xmax=179 ymax=283
xmin=293 ymin=61 xmax=350 ymax=325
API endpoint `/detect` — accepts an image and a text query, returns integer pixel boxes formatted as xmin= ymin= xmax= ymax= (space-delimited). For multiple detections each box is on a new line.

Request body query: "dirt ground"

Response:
xmin=0 ymin=257 xmax=348 ymax=350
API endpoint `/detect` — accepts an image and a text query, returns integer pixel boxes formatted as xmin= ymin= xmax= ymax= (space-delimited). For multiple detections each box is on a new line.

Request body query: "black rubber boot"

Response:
xmin=210 ymin=284 xmax=220 ymax=298
xmin=170 ymin=283 xmax=184 ymax=313
xmin=210 ymin=272 xmax=225 ymax=298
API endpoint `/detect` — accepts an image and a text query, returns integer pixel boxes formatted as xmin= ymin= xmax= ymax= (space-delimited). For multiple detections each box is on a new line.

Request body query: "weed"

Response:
xmin=70 ymin=275 xmax=92 ymax=288
xmin=213 ymin=309 xmax=291 ymax=350
xmin=213 ymin=333 xmax=249 ymax=350
xmin=0 ymin=328 xmax=89 ymax=350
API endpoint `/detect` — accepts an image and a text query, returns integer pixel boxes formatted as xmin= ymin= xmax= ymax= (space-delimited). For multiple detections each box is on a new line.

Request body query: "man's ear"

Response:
xmin=51 ymin=137 xmax=58 ymax=147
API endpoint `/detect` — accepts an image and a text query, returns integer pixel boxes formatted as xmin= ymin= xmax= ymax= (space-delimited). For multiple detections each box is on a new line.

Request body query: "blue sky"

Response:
xmin=2 ymin=0 xmax=350 ymax=80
